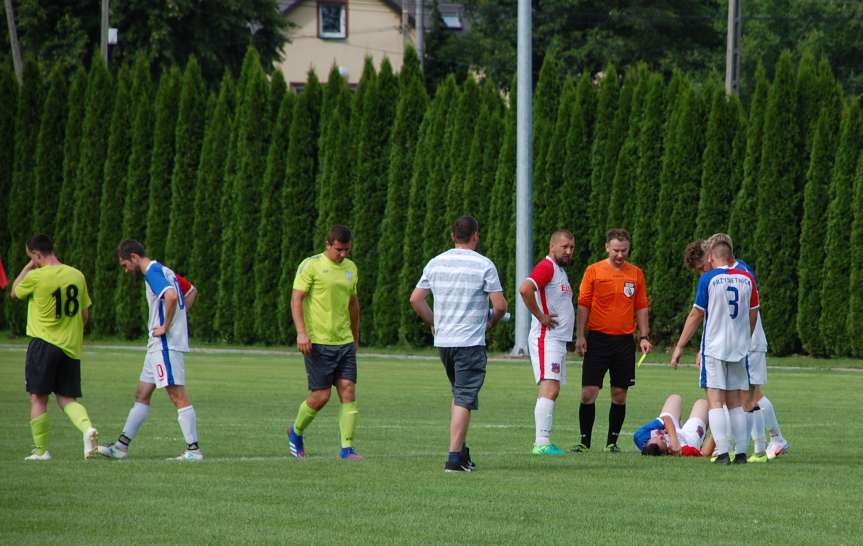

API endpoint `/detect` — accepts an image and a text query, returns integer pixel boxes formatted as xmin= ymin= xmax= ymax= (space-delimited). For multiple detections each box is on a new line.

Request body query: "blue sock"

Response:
xmin=340 ymin=447 xmax=354 ymax=457
xmin=448 ymin=451 xmax=461 ymax=463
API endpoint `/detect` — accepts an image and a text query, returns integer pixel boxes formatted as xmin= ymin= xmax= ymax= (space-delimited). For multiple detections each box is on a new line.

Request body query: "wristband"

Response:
xmin=639 ymin=336 xmax=650 ymax=342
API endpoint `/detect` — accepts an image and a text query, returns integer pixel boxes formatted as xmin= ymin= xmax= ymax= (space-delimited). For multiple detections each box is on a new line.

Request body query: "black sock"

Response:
xmin=117 ymin=434 xmax=131 ymax=447
xmin=607 ymin=403 xmax=626 ymax=446
xmin=187 ymin=442 xmax=200 ymax=451
xmin=579 ymin=403 xmax=595 ymax=448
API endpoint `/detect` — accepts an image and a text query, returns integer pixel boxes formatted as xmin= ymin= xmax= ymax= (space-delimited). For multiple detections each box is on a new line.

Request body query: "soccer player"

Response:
xmin=10 ymin=234 xmax=98 ymax=461
xmin=288 ymin=225 xmax=362 ymax=461
xmin=633 ymin=394 xmax=708 ymax=457
xmin=410 ymin=216 xmax=507 ymax=472
xmin=98 ymin=240 xmax=202 ymax=461
xmin=519 ymin=230 xmax=576 ymax=455
xmin=671 ymin=239 xmax=759 ymax=464
xmin=573 ymin=228 xmax=651 ymax=453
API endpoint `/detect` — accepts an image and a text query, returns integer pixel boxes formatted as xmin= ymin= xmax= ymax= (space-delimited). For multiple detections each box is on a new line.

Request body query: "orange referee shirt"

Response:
xmin=578 ymin=260 xmax=649 ymax=335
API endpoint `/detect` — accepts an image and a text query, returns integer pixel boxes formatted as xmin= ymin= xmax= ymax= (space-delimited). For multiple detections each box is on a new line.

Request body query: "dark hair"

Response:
xmin=117 ymin=239 xmax=146 ymax=260
xmin=550 ymin=229 xmax=575 ymax=243
xmin=606 ymin=228 xmax=631 ymax=244
xmin=642 ymin=443 xmax=666 ymax=457
xmin=683 ymin=240 xmax=707 ymax=271
xmin=326 ymin=225 xmax=352 ymax=244
xmin=452 ymin=216 xmax=479 ymax=243
xmin=26 ymin=234 xmax=54 ymax=254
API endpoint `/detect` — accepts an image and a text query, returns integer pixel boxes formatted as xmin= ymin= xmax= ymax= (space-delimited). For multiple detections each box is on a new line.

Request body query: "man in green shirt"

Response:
xmin=9 ymin=234 xmax=98 ymax=461
xmin=288 ymin=225 xmax=362 ymax=460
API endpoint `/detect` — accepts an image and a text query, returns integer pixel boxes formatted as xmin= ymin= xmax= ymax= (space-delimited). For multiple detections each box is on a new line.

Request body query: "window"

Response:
xmin=318 ymin=2 xmax=347 ymax=39
xmin=441 ymin=14 xmax=462 ymax=30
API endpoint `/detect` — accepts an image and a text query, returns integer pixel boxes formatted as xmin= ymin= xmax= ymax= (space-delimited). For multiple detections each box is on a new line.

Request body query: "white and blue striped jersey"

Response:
xmin=144 ymin=261 xmax=189 ymax=353
xmin=733 ymin=259 xmax=768 ymax=352
xmin=694 ymin=265 xmax=759 ymax=362
xmin=417 ymin=249 xmax=503 ymax=348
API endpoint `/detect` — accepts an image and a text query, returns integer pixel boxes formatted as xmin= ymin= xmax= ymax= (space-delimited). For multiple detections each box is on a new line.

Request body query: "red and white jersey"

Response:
xmin=527 ymin=257 xmax=575 ymax=343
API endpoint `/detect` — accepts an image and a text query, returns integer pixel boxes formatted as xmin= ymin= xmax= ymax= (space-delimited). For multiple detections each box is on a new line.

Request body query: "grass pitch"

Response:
xmin=1 ymin=343 xmax=861 ymax=545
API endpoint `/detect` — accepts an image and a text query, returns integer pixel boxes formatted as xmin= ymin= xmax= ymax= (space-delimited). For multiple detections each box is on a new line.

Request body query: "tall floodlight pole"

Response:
xmin=725 ymin=0 xmax=742 ymax=95
xmin=4 ymin=0 xmax=23 ymax=83
xmin=416 ymin=0 xmax=424 ymax=71
xmin=512 ymin=0 xmax=532 ymax=356
xmin=101 ymin=0 xmax=110 ymax=64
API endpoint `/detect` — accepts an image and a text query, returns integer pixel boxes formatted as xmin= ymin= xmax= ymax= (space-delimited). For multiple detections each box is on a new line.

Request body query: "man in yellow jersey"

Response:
xmin=288 ymin=225 xmax=362 ymax=460
xmin=9 ymin=234 xmax=98 ymax=461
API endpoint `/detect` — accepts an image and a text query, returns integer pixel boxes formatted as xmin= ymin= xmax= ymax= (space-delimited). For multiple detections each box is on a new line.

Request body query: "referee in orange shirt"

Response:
xmin=573 ymin=228 xmax=652 ymax=453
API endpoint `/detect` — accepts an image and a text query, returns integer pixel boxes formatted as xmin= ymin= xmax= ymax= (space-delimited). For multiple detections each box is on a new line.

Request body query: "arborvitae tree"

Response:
xmin=796 ymin=81 xmax=844 ymax=356
xmin=352 ymin=59 xmax=398 ymax=345
xmin=479 ymin=86 xmax=504 ymax=224
xmin=820 ymin=99 xmax=863 ymax=356
xmin=372 ymin=48 xmax=428 ymax=345
xmin=276 ymin=71 xmax=323 ymax=342
xmin=421 ymin=76 xmax=461 ymax=260
xmin=270 ymin=70 xmax=286 ymax=119
xmin=53 ymin=66 xmax=86 ymax=257
xmin=729 ymin=63 xmax=769 ymax=259
xmin=165 ymin=57 xmax=207 ymax=273
xmin=314 ymin=73 xmax=353 ymax=243
xmin=314 ymin=64 xmax=344 ymax=213
xmin=214 ymin=50 xmax=258 ymax=340
xmin=695 ymin=85 xmax=745 ymax=239
xmin=5 ymin=59 xmax=42 ymax=334
xmin=846 ymin=154 xmax=863 ymax=357
xmin=115 ymin=55 xmax=155 ymax=340
xmin=587 ymin=65 xmax=620 ymax=259
xmin=753 ymin=51 xmax=802 ymax=355
xmin=462 ymin=83 xmax=501 ymax=222
xmin=630 ymin=73 xmax=666 ymax=273
xmin=444 ymin=77 xmax=480 ymax=225
xmin=596 ymin=68 xmax=634 ymax=243
xmin=254 ymin=90 xmax=295 ymax=343
xmin=0 ymin=63 xmax=17 ymax=329
xmin=796 ymin=52 xmax=825 ymax=176
xmin=348 ymin=58 xmax=376 ymax=169
xmin=188 ymin=72 xmax=234 ymax=341
xmin=557 ymin=72 xmax=595 ymax=275
xmin=32 ymin=65 xmax=67 ymax=235
xmin=144 ymin=66 xmax=181 ymax=262
xmin=532 ymin=49 xmax=564 ymax=258
xmin=92 ymin=66 xmax=133 ymax=335
xmin=650 ymin=83 xmax=707 ymax=340
xmin=537 ymin=76 xmax=576 ymax=242
xmin=232 ymin=56 xmax=271 ymax=344
xmin=607 ymin=67 xmax=648 ymax=230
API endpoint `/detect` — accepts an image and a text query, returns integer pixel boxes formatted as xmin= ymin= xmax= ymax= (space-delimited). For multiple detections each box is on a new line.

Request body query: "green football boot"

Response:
xmin=532 ymin=443 xmax=566 ymax=456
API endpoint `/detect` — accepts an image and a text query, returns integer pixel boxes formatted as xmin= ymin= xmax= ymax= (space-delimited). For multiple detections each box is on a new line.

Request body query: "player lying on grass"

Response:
xmin=633 ymin=394 xmax=708 ymax=456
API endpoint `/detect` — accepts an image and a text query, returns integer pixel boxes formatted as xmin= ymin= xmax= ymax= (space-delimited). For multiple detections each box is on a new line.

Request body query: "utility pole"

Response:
xmin=100 ymin=0 xmax=109 ymax=64
xmin=402 ymin=0 xmax=410 ymax=50
xmin=512 ymin=0 xmax=532 ymax=356
xmin=415 ymin=0 xmax=424 ymax=71
xmin=3 ymin=0 xmax=22 ymax=84
xmin=725 ymin=0 xmax=742 ymax=95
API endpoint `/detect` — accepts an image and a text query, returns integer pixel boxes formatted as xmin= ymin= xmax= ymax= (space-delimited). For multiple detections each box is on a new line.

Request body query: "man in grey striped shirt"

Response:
xmin=410 ymin=216 xmax=508 ymax=472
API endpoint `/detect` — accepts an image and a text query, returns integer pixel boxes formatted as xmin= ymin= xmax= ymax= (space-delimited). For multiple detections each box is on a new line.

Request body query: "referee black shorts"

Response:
xmin=581 ymin=331 xmax=636 ymax=389
xmin=25 ymin=338 xmax=83 ymax=397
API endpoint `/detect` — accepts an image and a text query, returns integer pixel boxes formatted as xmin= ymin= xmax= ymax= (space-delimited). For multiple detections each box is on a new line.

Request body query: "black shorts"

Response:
xmin=25 ymin=338 xmax=82 ymax=397
xmin=438 ymin=346 xmax=487 ymax=411
xmin=582 ymin=331 xmax=635 ymax=389
xmin=304 ymin=343 xmax=357 ymax=390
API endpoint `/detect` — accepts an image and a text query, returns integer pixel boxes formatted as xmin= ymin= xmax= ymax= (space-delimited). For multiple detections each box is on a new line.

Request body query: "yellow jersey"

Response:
xmin=292 ymin=254 xmax=358 ymax=345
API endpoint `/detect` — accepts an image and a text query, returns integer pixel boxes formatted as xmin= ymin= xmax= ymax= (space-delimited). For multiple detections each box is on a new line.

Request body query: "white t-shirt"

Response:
xmin=694 ymin=265 xmax=759 ymax=362
xmin=526 ymin=257 xmax=575 ymax=343
xmin=144 ymin=261 xmax=190 ymax=353
xmin=733 ymin=259 xmax=768 ymax=352
xmin=417 ymin=249 xmax=503 ymax=347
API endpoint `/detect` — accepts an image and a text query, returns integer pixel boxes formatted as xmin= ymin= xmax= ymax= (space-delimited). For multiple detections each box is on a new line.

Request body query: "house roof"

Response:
xmin=278 ymin=0 xmax=465 ymax=30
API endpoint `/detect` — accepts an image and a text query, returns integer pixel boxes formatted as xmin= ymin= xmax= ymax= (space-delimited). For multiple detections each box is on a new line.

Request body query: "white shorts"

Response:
xmin=528 ymin=337 xmax=567 ymax=384
xmin=659 ymin=412 xmax=707 ymax=450
xmin=700 ymin=355 xmax=749 ymax=391
xmin=747 ymin=351 xmax=767 ymax=386
xmin=140 ymin=350 xmax=186 ymax=388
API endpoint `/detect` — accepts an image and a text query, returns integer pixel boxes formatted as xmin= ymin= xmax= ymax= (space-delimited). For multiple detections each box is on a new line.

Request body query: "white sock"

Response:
xmin=709 ymin=408 xmax=730 ymax=455
xmin=534 ymin=397 xmax=555 ymax=445
xmin=729 ymin=407 xmax=748 ymax=455
xmin=121 ymin=402 xmax=151 ymax=445
xmin=752 ymin=408 xmax=767 ymax=453
xmin=177 ymin=405 xmax=198 ymax=447
xmin=745 ymin=410 xmax=753 ymax=449
xmin=758 ymin=396 xmax=782 ymax=438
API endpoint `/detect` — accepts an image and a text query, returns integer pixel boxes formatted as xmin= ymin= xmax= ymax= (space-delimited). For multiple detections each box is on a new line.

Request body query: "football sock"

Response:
xmin=30 ymin=413 xmax=49 ymax=454
xmin=447 ymin=451 xmax=462 ymax=463
xmin=729 ymin=406 xmax=747 ymax=454
xmin=121 ymin=402 xmax=150 ymax=444
xmin=534 ymin=397 xmax=555 ymax=445
xmin=708 ymin=408 xmax=730 ymax=455
xmin=62 ymin=401 xmax=92 ymax=434
xmin=751 ymin=407 xmax=767 ymax=453
xmin=177 ymin=405 xmax=198 ymax=446
xmin=607 ymin=403 xmax=626 ymax=446
xmin=745 ymin=410 xmax=754 ymax=450
xmin=579 ymin=403 xmax=595 ymax=448
xmin=758 ymin=396 xmax=782 ymax=438
xmin=293 ymin=401 xmax=318 ymax=435
xmin=339 ymin=402 xmax=358 ymax=449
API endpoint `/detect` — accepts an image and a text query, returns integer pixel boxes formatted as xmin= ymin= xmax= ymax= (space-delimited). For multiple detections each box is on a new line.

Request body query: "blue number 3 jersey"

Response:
xmin=693 ymin=266 xmax=759 ymax=362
